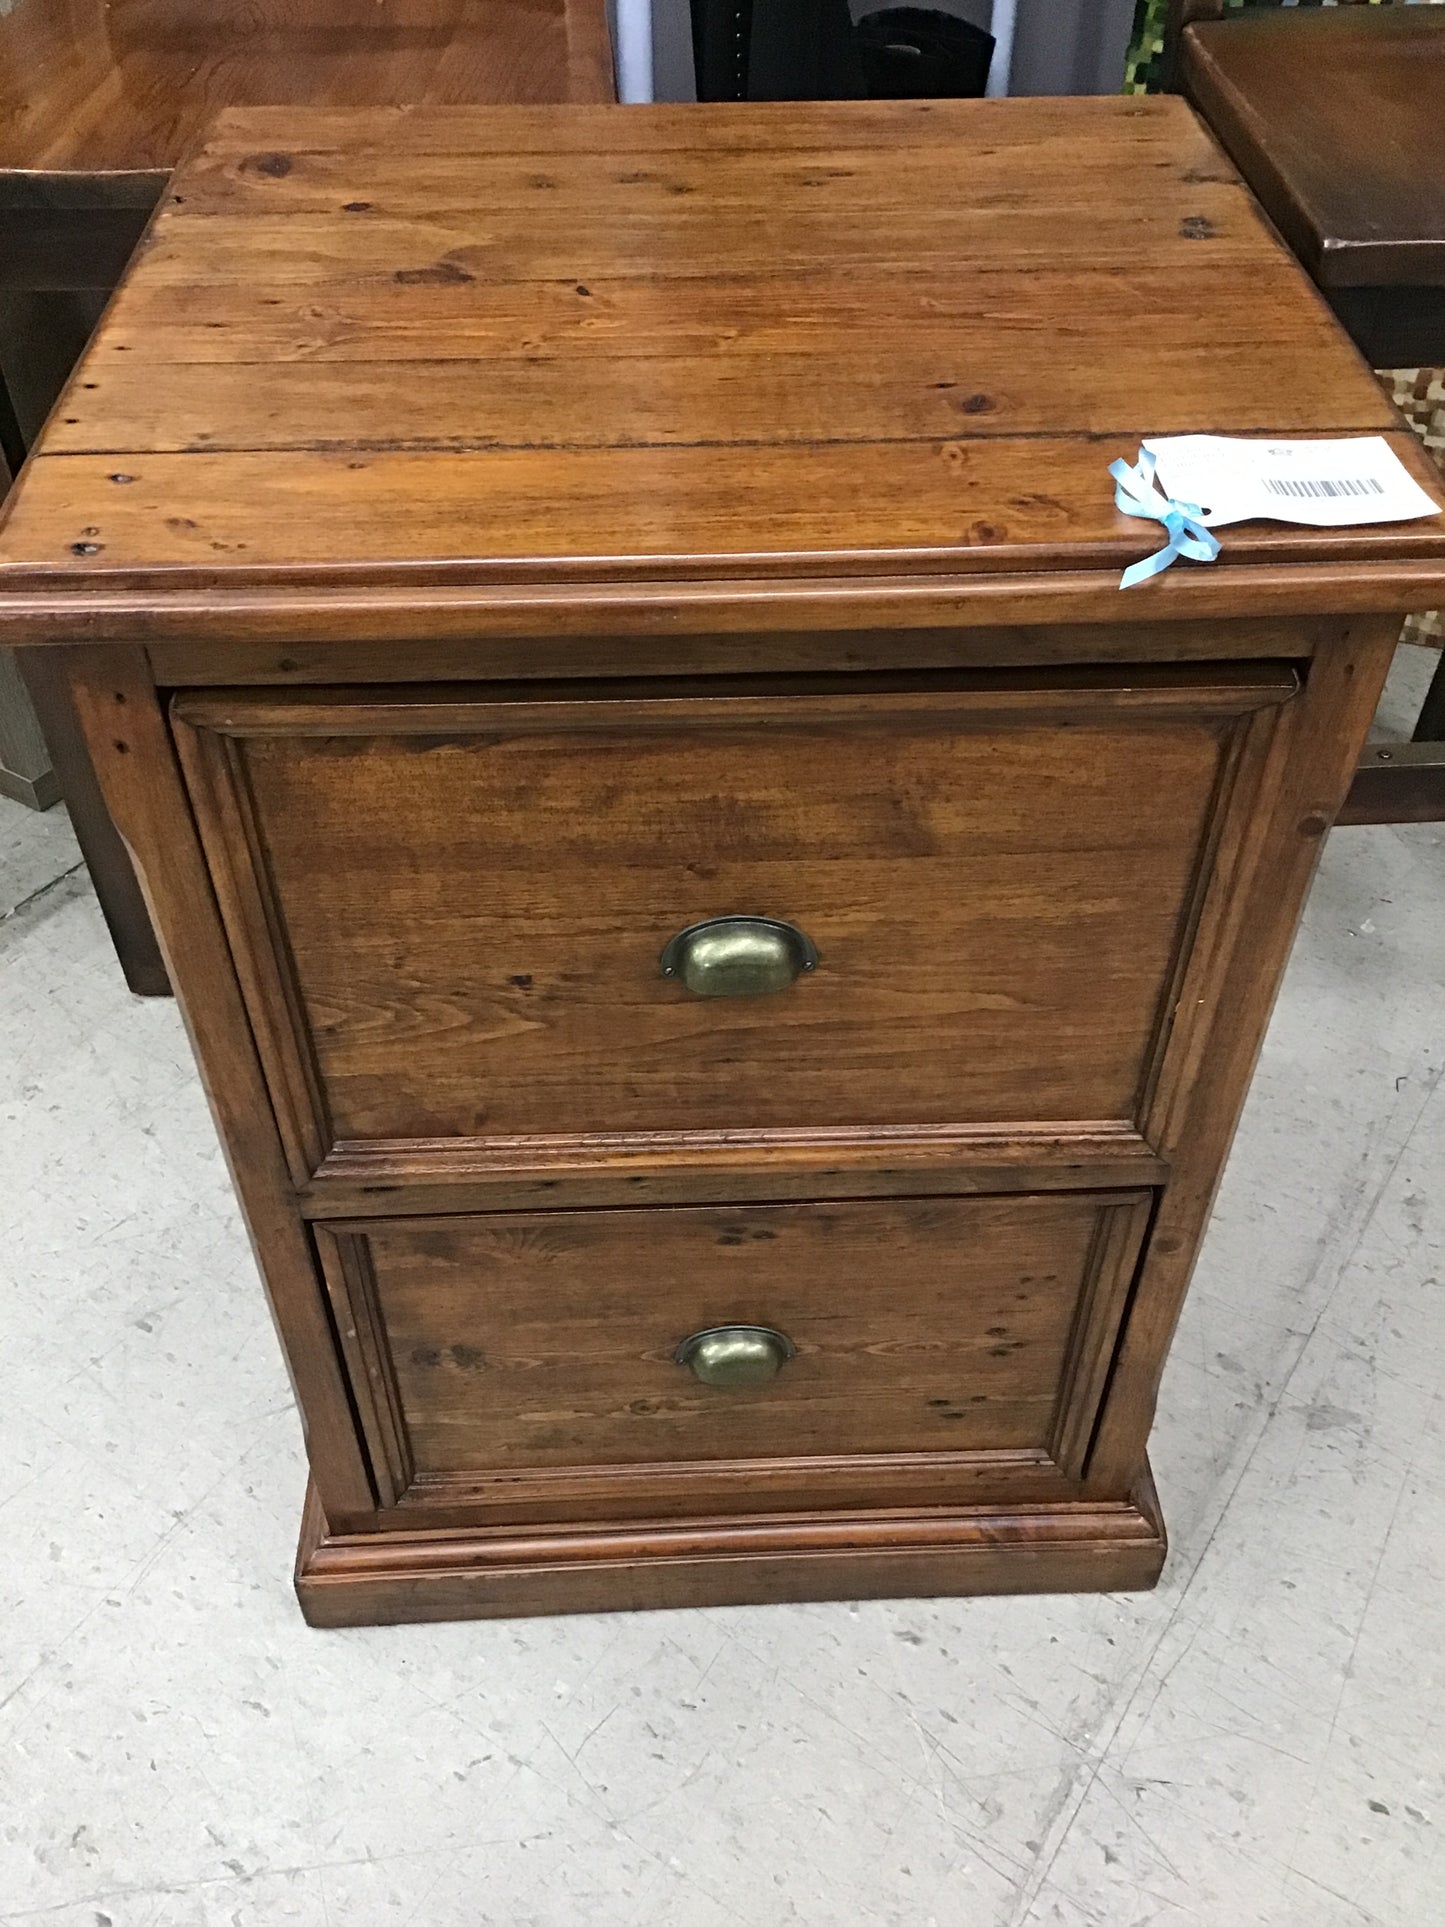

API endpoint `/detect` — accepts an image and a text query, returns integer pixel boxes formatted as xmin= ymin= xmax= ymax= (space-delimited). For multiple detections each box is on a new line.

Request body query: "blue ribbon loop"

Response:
xmin=1109 ymin=449 xmax=1221 ymax=590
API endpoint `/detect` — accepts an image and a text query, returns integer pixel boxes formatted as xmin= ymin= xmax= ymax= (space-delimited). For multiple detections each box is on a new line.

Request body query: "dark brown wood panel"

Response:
xmin=173 ymin=672 xmax=1294 ymax=1174
xmin=143 ymin=618 xmax=1337 ymax=688
xmin=315 ymin=1190 xmax=1152 ymax=1512
xmin=1327 ymin=284 xmax=1445 ymax=374
xmin=1182 ymin=8 xmax=1445 ymax=288
xmin=1340 ymin=741 xmax=1445 ymax=828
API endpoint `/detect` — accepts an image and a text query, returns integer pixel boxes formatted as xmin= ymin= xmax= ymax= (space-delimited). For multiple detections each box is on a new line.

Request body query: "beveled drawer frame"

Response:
xmin=171 ymin=663 xmax=1298 ymax=1208
xmin=313 ymin=1189 xmax=1154 ymax=1527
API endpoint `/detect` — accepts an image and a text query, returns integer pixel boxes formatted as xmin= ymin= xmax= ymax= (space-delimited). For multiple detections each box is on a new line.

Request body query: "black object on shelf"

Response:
xmin=855 ymin=8 xmax=995 ymax=98
xmin=691 ymin=0 xmax=866 ymax=100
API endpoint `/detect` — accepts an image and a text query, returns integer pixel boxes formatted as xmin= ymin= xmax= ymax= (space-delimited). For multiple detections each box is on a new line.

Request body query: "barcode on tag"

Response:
xmin=1143 ymin=434 xmax=1443 ymax=531
xmin=1263 ymin=476 xmax=1386 ymax=502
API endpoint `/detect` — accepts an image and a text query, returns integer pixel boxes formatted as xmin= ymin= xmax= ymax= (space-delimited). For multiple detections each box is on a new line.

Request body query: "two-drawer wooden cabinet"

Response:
xmin=3 ymin=99 xmax=1441 ymax=1622
xmin=173 ymin=669 xmax=1289 ymax=1538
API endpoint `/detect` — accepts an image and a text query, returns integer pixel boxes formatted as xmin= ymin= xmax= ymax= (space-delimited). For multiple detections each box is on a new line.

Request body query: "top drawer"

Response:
xmin=173 ymin=670 xmax=1292 ymax=1182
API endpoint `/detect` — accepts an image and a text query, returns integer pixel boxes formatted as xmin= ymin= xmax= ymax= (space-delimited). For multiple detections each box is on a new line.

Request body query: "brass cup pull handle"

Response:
xmin=675 ymin=1325 xmax=796 ymax=1388
xmin=660 ymin=916 xmax=818 ymax=998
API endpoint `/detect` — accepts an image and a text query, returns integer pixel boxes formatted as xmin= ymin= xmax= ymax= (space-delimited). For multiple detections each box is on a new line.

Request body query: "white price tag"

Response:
xmin=1142 ymin=435 xmax=1442 ymax=530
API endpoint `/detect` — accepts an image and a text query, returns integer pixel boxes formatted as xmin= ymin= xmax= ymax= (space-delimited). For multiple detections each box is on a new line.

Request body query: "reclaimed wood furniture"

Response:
xmin=3 ymin=98 xmax=1442 ymax=1625
xmin=1170 ymin=1 xmax=1445 ymax=823
xmin=0 ymin=0 xmax=615 ymax=991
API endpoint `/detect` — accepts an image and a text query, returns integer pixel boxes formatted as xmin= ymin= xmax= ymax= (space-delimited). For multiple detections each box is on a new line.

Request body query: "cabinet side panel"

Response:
xmin=54 ymin=644 xmax=377 ymax=1528
xmin=1087 ymin=616 xmax=1402 ymax=1489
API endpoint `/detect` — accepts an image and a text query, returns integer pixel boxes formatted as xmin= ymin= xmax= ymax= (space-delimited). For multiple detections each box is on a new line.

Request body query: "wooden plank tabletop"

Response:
xmin=0 ymin=0 xmax=615 ymax=175
xmin=1 ymin=97 xmax=1442 ymax=638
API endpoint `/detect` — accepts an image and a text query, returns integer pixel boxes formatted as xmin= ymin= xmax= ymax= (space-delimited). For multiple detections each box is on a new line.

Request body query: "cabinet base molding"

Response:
xmin=293 ymin=1474 xmax=1167 ymax=1627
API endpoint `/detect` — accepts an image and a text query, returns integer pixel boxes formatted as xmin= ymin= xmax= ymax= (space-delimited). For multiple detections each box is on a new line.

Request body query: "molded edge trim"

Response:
xmin=293 ymin=1471 xmax=1167 ymax=1625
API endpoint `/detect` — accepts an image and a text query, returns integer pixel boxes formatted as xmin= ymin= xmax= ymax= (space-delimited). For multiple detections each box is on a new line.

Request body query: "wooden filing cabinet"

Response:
xmin=2 ymin=99 xmax=1441 ymax=1624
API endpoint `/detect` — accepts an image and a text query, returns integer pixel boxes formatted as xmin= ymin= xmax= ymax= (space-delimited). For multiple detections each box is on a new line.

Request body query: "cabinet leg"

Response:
xmin=1413 ymin=645 xmax=1445 ymax=746
xmin=3 ymin=294 xmax=172 ymax=992
xmin=0 ymin=648 xmax=60 ymax=809
xmin=20 ymin=653 xmax=170 ymax=996
xmin=0 ymin=359 xmax=25 ymax=478
xmin=1339 ymin=639 xmax=1445 ymax=827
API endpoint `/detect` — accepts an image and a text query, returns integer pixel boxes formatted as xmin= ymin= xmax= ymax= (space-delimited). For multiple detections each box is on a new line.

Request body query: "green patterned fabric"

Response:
xmin=1125 ymin=0 xmax=1394 ymax=97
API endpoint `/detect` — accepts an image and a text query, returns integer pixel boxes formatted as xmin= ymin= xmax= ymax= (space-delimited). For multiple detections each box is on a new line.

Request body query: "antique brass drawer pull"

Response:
xmin=659 ymin=916 xmax=818 ymax=998
xmin=675 ymin=1325 xmax=796 ymax=1387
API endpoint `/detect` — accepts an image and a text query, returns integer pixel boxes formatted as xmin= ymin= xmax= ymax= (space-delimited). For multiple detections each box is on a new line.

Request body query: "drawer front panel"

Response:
xmin=316 ymin=1189 xmax=1151 ymax=1518
xmin=174 ymin=673 xmax=1292 ymax=1176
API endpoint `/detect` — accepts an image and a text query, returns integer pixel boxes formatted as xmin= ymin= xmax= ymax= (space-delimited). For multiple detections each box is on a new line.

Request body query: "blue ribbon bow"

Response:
xmin=1109 ymin=449 xmax=1221 ymax=590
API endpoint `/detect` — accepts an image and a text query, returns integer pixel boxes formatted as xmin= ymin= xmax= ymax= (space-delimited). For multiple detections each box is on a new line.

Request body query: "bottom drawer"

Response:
xmin=316 ymin=1190 xmax=1152 ymax=1522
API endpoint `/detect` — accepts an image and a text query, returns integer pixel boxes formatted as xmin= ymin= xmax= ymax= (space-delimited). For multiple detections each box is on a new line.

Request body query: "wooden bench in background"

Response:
xmin=0 ymin=0 xmax=615 ymax=990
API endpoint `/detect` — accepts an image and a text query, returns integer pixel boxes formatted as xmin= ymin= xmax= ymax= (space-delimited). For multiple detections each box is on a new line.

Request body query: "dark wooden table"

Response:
xmin=0 ymin=0 xmax=614 ymax=991
xmin=2 ymin=100 xmax=1441 ymax=1625
xmin=1180 ymin=4 xmax=1445 ymax=824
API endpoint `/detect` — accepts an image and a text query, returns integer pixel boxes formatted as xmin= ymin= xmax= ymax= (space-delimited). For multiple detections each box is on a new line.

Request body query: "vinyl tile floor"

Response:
xmin=1 ymin=668 xmax=1444 ymax=1926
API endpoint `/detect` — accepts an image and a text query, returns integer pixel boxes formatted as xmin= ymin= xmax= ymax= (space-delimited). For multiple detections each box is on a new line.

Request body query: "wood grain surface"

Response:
xmin=314 ymin=1191 xmax=1151 ymax=1498
xmin=1087 ymin=616 xmax=1402 ymax=1492
xmin=294 ymin=1472 xmax=1168 ymax=1624
xmin=1 ymin=98 xmax=1441 ymax=633
xmin=52 ymin=648 xmax=377 ymax=1527
xmin=0 ymin=14 xmax=613 ymax=1001
xmin=0 ymin=0 xmax=615 ymax=174
xmin=142 ymin=618 xmax=1342 ymax=687
xmin=1183 ymin=7 xmax=1445 ymax=288
xmin=172 ymin=671 xmax=1294 ymax=1170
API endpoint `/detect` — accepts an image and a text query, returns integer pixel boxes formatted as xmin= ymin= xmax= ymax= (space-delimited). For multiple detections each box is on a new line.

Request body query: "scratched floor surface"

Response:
xmin=1 ymin=667 xmax=1443 ymax=1923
